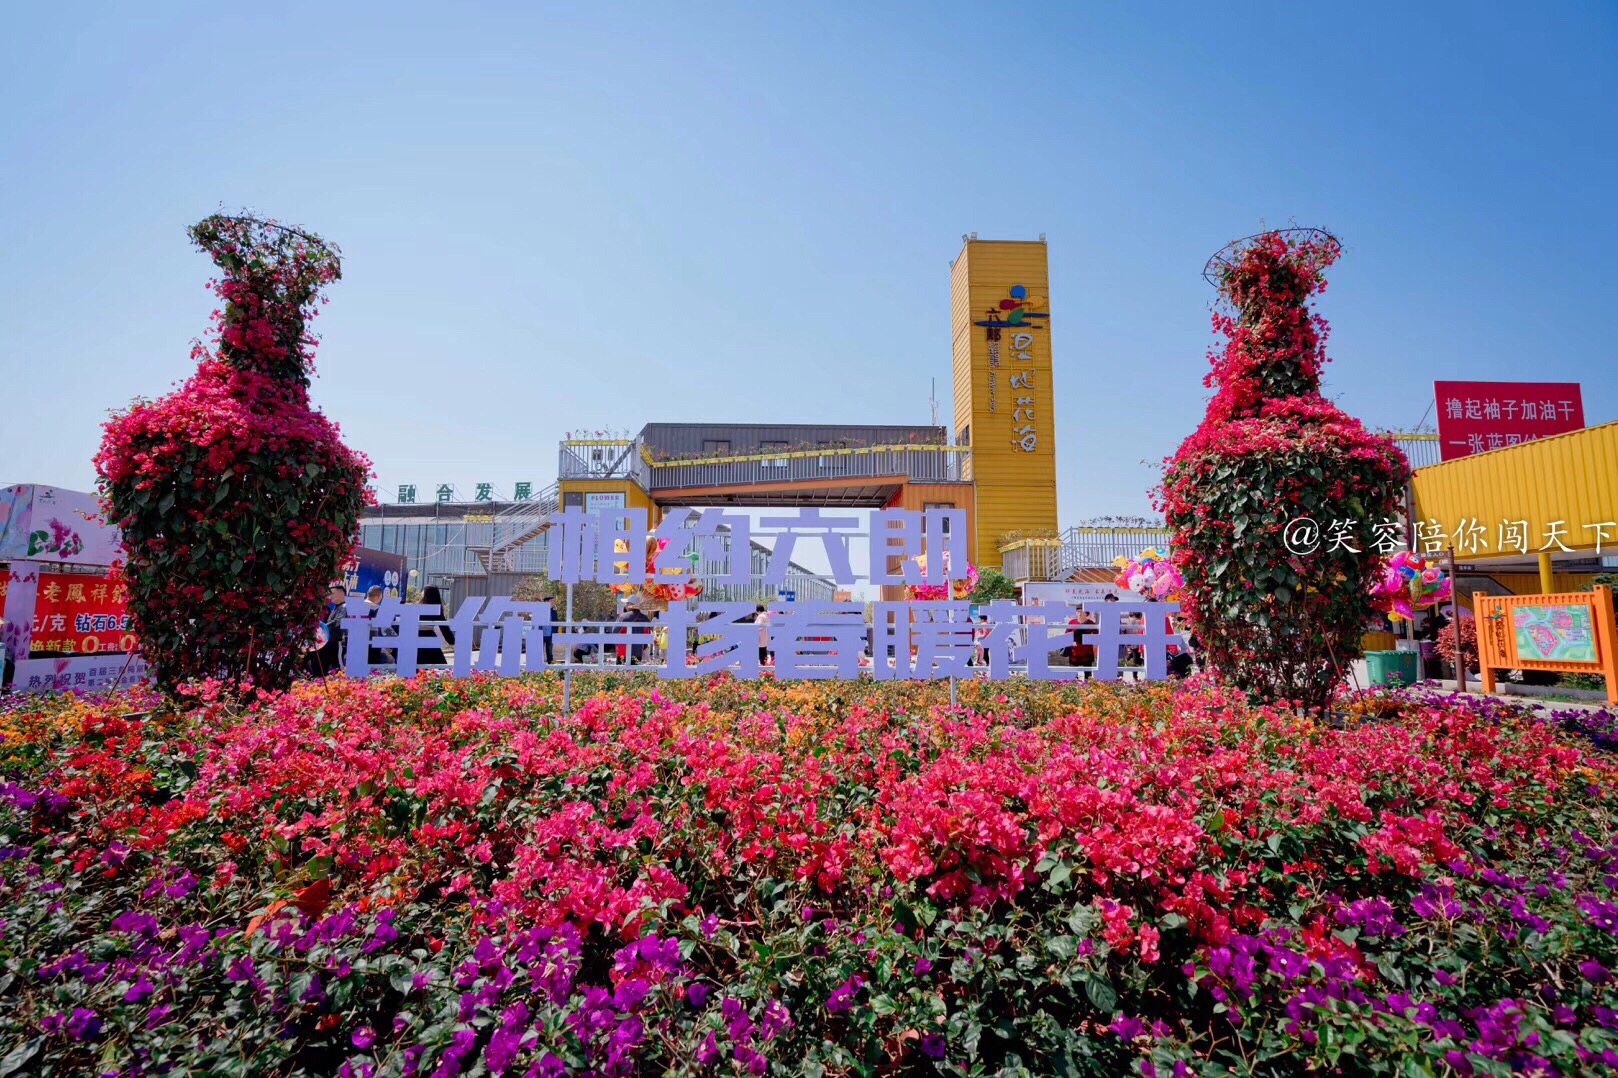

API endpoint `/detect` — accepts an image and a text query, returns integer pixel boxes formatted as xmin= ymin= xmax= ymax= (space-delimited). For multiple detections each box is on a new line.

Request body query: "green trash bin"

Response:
xmin=1366 ymin=650 xmax=1420 ymax=687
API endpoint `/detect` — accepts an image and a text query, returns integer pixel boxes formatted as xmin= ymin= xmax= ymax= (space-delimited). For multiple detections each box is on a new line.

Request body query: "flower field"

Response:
xmin=2 ymin=676 xmax=1617 ymax=1077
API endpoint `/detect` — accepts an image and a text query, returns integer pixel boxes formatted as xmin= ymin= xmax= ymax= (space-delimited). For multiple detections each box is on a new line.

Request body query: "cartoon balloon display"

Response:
xmin=905 ymin=552 xmax=979 ymax=601
xmin=1367 ymin=551 xmax=1451 ymax=621
xmin=610 ymin=535 xmax=705 ymax=602
xmin=1111 ymin=547 xmax=1184 ymax=601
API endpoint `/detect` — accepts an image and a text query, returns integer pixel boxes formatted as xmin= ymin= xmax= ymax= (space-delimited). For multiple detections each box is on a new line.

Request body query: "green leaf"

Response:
xmin=1046 ymin=935 xmax=1078 ymax=960
xmin=1083 ymin=973 xmax=1117 ymax=1013
xmin=0 ymin=1038 xmax=42 ymax=1077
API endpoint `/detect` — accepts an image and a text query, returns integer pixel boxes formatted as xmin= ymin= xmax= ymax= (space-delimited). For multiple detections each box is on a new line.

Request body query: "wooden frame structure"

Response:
xmin=1475 ymin=585 xmax=1618 ymax=705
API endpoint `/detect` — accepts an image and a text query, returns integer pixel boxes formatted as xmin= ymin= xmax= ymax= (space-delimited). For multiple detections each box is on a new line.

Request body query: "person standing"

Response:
xmin=539 ymin=594 xmax=556 ymax=666
xmin=364 ymin=585 xmax=393 ymax=666
xmin=417 ymin=586 xmax=452 ymax=667
xmin=312 ymin=582 xmax=349 ymax=675
xmin=754 ymin=604 xmax=771 ymax=666
xmin=619 ymin=602 xmax=652 ymax=665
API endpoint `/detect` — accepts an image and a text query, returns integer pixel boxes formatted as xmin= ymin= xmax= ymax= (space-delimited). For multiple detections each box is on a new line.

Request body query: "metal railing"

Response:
xmin=1390 ymin=433 xmax=1441 ymax=470
xmin=1001 ymin=527 xmax=1176 ymax=582
xmin=647 ymin=444 xmax=969 ymax=490
xmin=558 ymin=441 xmax=642 ymax=482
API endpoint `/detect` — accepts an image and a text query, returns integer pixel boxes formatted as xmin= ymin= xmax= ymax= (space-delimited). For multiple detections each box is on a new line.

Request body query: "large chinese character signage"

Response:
xmin=1434 ymin=381 xmax=1584 ymax=461
xmin=950 ymin=240 xmax=1059 ymax=567
xmin=336 ymin=509 xmax=1190 ymax=684
xmin=31 ymin=571 xmax=135 ymax=654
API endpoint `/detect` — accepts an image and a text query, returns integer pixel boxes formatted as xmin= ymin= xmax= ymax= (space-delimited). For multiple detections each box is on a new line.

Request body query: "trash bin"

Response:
xmin=1366 ymin=650 xmax=1420 ymax=687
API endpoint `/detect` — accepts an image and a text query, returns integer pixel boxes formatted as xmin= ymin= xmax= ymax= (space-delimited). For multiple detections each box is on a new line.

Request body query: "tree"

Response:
xmin=969 ymin=568 xmax=1018 ymax=604
xmin=1158 ymin=229 xmax=1409 ymax=712
xmin=512 ymin=575 xmax=619 ymax=622
xmin=96 ymin=214 xmax=371 ymax=693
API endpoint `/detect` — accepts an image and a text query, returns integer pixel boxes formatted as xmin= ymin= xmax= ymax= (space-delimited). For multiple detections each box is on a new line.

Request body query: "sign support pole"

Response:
xmin=1447 ymin=544 xmax=1466 ymax=694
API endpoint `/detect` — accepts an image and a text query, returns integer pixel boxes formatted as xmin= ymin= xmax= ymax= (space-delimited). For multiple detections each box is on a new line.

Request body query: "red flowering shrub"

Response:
xmin=1159 ymin=230 xmax=1409 ymax=711
xmin=1436 ymin=615 xmax=1480 ymax=671
xmin=95 ymin=215 xmax=370 ymax=692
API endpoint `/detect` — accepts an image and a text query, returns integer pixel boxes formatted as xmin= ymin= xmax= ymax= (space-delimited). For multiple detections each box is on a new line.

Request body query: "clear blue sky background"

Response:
xmin=3 ymin=1 xmax=1615 ymax=523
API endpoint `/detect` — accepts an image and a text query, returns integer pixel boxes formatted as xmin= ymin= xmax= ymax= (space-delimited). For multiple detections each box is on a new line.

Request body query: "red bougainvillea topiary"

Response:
xmin=95 ymin=214 xmax=371 ymax=692
xmin=1157 ymin=229 xmax=1410 ymax=711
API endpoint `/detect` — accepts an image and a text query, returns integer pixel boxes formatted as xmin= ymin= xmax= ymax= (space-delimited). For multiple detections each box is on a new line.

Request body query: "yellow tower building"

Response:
xmin=950 ymin=238 xmax=1059 ymax=569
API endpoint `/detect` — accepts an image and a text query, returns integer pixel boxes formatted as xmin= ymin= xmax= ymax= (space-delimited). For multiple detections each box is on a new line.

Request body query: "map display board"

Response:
xmin=1511 ymin=604 xmax=1597 ymax=663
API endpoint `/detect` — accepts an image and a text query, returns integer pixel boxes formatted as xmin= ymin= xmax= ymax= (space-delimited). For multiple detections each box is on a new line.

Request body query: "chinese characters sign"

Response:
xmin=1434 ymin=381 xmax=1584 ymax=461
xmin=31 ymin=572 xmax=135 ymax=654
xmin=343 ymin=596 xmax=1186 ymax=683
xmin=333 ymin=508 xmax=1189 ymax=683
xmin=11 ymin=655 xmax=151 ymax=694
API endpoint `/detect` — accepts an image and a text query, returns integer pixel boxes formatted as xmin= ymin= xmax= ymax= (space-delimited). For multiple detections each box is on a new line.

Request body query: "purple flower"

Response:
xmin=1110 ymin=1014 xmax=1146 ymax=1042
xmin=914 ymin=957 xmax=933 ymax=975
xmin=1578 ymin=895 xmax=1618 ymax=934
xmin=530 ymin=1053 xmax=565 ymax=1078
xmin=110 ymin=910 xmax=159 ymax=938
xmin=825 ymin=975 xmax=864 ymax=1013
xmin=699 ymin=914 xmax=719 ymax=938
xmin=430 ymin=1028 xmax=477 ymax=1078
xmin=613 ymin=978 xmax=651 ymax=1012
xmin=1581 ymin=960 xmax=1611 ymax=985
xmin=920 ymin=1033 xmax=947 ymax=1058
xmin=352 ymin=1026 xmax=377 ymax=1050
xmin=696 ymin=1031 xmax=721 ymax=1066
xmin=123 ymin=975 xmax=155 ymax=1003
xmin=1335 ymin=897 xmax=1405 ymax=939
xmin=687 ymin=983 xmax=711 ymax=1008
xmin=759 ymin=999 xmax=792 ymax=1041
xmin=65 ymin=1007 xmax=103 ymax=1042
xmin=733 ymin=1044 xmax=768 ymax=1075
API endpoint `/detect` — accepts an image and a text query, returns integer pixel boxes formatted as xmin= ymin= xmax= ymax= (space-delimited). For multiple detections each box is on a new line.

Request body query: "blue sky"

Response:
xmin=3 ymin=1 xmax=1615 ymax=522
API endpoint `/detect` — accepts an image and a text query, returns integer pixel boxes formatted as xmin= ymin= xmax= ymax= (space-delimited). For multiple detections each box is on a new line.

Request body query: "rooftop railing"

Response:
xmin=645 ymin=443 xmax=969 ymax=490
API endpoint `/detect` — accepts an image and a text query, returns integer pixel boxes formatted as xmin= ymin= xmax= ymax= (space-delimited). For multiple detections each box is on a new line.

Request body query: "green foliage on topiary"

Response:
xmin=969 ymin=568 xmax=1018 ymax=604
xmin=95 ymin=214 xmax=371 ymax=693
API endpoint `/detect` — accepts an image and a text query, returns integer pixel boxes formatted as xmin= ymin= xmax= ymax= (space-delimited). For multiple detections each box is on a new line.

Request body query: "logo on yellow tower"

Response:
xmin=973 ymin=284 xmax=1048 ymax=340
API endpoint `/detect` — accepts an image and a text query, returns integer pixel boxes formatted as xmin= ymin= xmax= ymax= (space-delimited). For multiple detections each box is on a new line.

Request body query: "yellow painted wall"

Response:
xmin=1411 ymin=421 xmax=1618 ymax=553
xmin=950 ymin=239 xmax=1059 ymax=568
xmin=557 ymin=479 xmax=658 ymax=525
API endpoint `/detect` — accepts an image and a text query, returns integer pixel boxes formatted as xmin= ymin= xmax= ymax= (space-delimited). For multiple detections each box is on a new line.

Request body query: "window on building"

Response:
xmin=957 ymin=425 xmax=970 ymax=447
xmin=702 ymin=439 xmax=732 ymax=455
xmin=924 ymin=501 xmax=956 ymax=534
xmin=760 ymin=440 xmax=789 ymax=468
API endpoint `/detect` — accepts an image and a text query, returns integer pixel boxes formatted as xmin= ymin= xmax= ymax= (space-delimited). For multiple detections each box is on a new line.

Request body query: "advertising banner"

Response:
xmin=0 ymin=485 xmax=123 ymax=567
xmin=341 ymin=547 xmax=407 ymax=600
xmin=29 ymin=571 xmax=135 ymax=655
xmin=11 ymin=654 xmax=151 ymax=694
xmin=1434 ymin=381 xmax=1584 ymax=461
xmin=1022 ymin=580 xmax=1142 ymax=606
xmin=585 ymin=492 xmax=628 ymax=513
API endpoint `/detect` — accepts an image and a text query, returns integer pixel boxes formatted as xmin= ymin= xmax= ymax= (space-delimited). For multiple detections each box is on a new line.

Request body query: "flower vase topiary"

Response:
xmin=96 ymin=214 xmax=371 ymax=693
xmin=1158 ymin=229 xmax=1410 ymax=712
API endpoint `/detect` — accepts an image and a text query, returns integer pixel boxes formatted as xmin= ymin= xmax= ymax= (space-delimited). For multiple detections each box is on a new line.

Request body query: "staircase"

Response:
xmin=470 ymin=482 xmax=561 ymax=573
